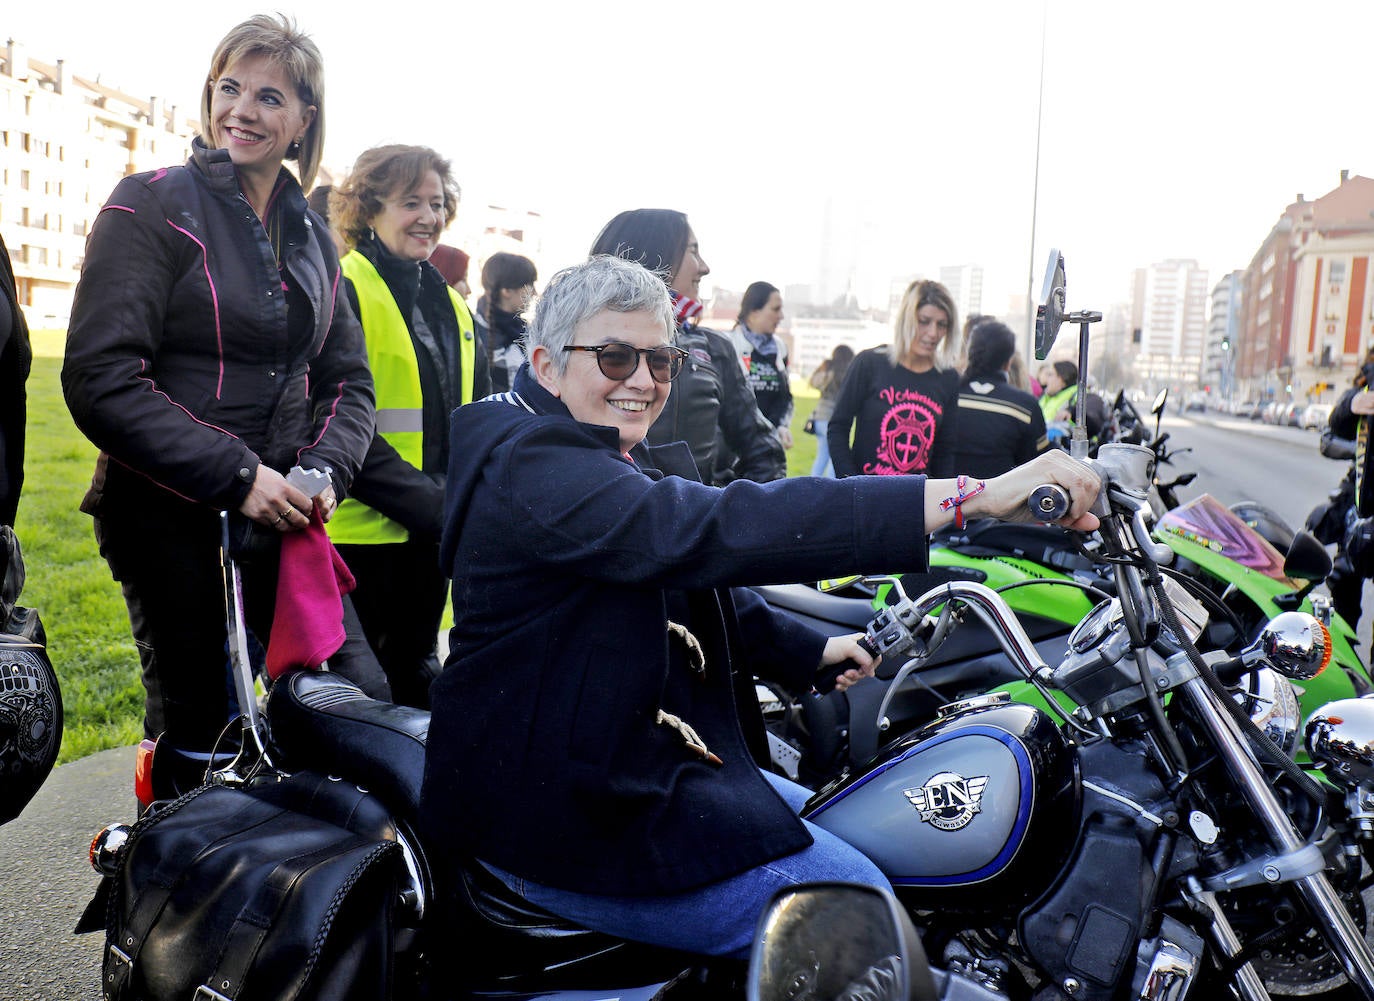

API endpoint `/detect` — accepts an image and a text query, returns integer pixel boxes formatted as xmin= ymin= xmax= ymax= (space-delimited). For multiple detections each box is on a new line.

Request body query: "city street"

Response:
xmin=1153 ymin=408 xmax=1338 ymax=533
xmin=0 ymin=408 xmax=1365 ymax=1000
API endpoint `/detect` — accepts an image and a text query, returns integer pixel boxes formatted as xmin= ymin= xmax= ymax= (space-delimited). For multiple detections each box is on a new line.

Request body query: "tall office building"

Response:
xmin=1205 ymin=272 xmax=1243 ymax=400
xmin=1129 ymin=259 xmax=1209 ymax=386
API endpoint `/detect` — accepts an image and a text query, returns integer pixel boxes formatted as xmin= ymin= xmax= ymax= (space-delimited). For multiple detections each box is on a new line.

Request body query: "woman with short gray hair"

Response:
xmin=420 ymin=255 xmax=1103 ymax=964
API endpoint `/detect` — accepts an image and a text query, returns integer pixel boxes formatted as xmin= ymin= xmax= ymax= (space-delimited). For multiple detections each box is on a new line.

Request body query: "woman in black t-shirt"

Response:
xmin=827 ymin=279 xmax=961 ymax=478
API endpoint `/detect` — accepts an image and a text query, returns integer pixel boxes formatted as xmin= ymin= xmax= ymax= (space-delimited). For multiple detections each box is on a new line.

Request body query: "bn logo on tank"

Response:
xmin=903 ymin=772 xmax=989 ymax=831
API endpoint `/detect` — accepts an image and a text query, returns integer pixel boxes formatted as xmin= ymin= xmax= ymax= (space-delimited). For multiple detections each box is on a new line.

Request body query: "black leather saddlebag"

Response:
xmin=102 ymin=782 xmax=402 ymax=1001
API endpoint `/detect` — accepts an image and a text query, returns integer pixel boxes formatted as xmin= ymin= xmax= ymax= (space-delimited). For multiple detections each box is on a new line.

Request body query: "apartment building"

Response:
xmin=1235 ymin=172 xmax=1374 ymax=401
xmin=0 ymin=39 xmax=196 ymax=326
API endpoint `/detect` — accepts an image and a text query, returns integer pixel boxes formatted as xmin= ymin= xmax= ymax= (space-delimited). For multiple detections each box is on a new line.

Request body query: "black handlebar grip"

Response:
xmin=1030 ymin=484 xmax=1069 ymax=522
xmin=857 ymin=635 xmax=880 ymax=658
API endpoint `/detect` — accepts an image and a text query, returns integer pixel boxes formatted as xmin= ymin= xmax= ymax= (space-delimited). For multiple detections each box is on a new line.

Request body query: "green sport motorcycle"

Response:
xmin=757 ymin=252 xmax=1369 ymax=789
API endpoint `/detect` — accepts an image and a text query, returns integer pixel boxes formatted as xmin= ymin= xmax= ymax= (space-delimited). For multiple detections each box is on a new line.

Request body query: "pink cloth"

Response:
xmin=265 ymin=508 xmax=356 ymax=678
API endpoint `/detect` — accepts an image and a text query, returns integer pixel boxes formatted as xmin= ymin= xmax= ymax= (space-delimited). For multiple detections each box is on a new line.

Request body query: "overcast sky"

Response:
xmin=9 ymin=0 xmax=1373 ymax=314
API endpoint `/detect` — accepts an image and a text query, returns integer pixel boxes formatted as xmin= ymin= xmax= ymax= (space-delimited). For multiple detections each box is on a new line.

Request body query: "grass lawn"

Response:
xmin=786 ymin=383 xmax=822 ymax=477
xmin=19 ymin=351 xmax=143 ymax=763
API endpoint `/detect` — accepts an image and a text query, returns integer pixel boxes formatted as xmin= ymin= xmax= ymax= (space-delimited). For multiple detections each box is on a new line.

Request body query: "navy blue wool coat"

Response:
xmin=420 ymin=364 xmax=934 ymax=896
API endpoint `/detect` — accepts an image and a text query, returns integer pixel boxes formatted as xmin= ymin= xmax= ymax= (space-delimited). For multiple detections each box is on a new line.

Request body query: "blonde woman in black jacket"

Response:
xmin=62 ymin=15 xmax=374 ymax=756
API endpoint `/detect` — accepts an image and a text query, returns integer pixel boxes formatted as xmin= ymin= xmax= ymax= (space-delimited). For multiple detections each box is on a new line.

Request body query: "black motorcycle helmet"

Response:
xmin=0 ymin=629 xmax=61 ymax=826
xmin=0 ymin=526 xmax=60 ymax=827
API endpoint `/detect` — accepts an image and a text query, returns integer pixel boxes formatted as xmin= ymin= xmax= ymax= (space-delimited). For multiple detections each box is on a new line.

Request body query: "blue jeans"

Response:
xmin=480 ymin=771 xmax=889 ymax=958
xmin=810 ymin=419 xmax=834 ymax=477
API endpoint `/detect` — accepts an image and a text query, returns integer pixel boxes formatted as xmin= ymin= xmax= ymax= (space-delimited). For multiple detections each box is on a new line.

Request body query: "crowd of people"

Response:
xmin=17 ymin=10 xmax=1109 ymax=967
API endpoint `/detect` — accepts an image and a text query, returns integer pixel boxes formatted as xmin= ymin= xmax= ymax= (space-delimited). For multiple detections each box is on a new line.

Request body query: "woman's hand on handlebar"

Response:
xmin=934 ymin=451 xmax=1102 ymax=533
xmin=239 ymin=465 xmax=315 ymax=533
xmin=820 ymin=633 xmax=880 ymax=692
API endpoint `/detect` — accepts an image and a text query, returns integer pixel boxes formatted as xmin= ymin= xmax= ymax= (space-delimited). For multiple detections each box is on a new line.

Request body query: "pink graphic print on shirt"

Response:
xmin=865 ymin=386 xmax=942 ymax=475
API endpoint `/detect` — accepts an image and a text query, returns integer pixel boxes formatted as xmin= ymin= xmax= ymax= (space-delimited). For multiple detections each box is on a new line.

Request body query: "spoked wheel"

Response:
xmin=1224 ymin=881 xmax=1374 ymax=998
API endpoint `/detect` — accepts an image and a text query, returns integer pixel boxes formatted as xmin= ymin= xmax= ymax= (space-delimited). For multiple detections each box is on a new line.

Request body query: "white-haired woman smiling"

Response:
xmin=419 ymin=255 xmax=1101 ymax=964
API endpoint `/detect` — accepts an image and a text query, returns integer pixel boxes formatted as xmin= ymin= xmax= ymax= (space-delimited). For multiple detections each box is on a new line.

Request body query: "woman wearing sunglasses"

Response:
xmin=420 ymin=254 xmax=1101 ymax=966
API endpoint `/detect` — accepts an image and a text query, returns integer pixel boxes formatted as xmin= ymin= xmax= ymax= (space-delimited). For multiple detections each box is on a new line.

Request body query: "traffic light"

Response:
xmin=1221 ymin=337 xmax=1231 ymax=351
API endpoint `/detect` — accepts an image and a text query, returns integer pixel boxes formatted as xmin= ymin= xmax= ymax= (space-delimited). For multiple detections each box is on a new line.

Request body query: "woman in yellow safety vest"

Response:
xmin=1039 ymin=359 xmax=1107 ymax=448
xmin=327 ymin=144 xmax=490 ymax=708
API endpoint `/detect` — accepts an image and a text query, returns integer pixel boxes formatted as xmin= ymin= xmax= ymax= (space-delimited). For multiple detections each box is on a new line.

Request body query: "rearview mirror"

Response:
xmin=1034 ymin=249 xmax=1066 ymax=360
xmin=1283 ymin=531 xmax=1333 ymax=584
xmin=749 ymin=883 xmax=936 ymax=1001
xmin=1152 ymin=388 xmax=1168 ymax=416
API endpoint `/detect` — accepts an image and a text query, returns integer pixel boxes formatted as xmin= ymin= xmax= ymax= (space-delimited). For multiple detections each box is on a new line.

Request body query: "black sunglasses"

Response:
xmin=563 ymin=342 xmax=688 ymax=383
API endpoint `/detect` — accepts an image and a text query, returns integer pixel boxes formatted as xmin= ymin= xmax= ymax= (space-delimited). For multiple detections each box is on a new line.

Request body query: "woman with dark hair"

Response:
xmin=1039 ymin=359 xmax=1107 ymax=446
xmin=808 ymin=344 xmax=854 ymax=477
xmin=476 ymin=252 xmax=538 ymax=393
xmin=1039 ymin=360 xmax=1080 ymax=424
xmin=728 ymin=281 xmax=792 ymax=446
xmin=951 ymin=321 xmax=1047 ymax=478
xmin=62 ymin=14 xmax=375 ymax=752
xmin=589 ymin=208 xmax=784 ymax=484
xmin=326 ymin=143 xmax=490 ymax=708
xmin=827 ymin=279 xmax=961 ymax=478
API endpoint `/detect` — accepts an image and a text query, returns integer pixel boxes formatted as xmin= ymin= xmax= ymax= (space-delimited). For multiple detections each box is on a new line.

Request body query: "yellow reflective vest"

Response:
xmin=1039 ymin=385 xmax=1077 ymax=424
xmin=329 ymin=251 xmax=475 ymax=544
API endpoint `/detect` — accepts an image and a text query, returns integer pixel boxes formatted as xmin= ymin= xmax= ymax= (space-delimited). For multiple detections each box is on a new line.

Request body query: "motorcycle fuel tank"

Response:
xmin=804 ymin=696 xmax=1076 ymax=910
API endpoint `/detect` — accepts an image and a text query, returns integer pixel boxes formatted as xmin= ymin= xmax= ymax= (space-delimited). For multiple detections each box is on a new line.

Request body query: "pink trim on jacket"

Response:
xmin=296 ymin=379 xmax=347 ymax=463
xmin=134 ymin=359 xmax=240 ymax=439
xmin=165 ymin=221 xmax=225 ymax=399
xmin=100 ymin=205 xmax=136 ymax=215
xmin=107 ymin=455 xmax=201 ymax=505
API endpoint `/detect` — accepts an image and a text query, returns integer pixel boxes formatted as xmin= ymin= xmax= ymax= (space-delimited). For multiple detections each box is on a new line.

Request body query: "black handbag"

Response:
xmin=101 ymin=782 xmax=402 ymax=1001
xmin=803 ymin=414 xmax=817 ymax=435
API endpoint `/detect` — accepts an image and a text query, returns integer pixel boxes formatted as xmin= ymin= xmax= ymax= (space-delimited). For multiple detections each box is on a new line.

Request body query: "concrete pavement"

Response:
xmin=0 ymin=745 xmax=135 ymax=1000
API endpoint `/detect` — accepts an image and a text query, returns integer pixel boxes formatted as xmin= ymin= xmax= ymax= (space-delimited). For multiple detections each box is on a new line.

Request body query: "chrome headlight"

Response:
xmin=1306 ymin=697 xmax=1374 ymax=789
xmin=1242 ymin=612 xmax=1331 ymax=681
xmin=1234 ymin=668 xmax=1301 ymax=757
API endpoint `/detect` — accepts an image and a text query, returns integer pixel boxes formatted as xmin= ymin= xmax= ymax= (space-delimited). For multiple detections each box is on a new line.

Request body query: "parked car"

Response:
xmin=1184 ymin=393 xmax=1207 ymax=413
xmin=1301 ymin=403 xmax=1334 ymax=430
xmin=1268 ymin=401 xmax=1297 ymax=426
xmin=1234 ymin=400 xmax=1259 ymax=419
xmin=1284 ymin=402 xmax=1304 ymax=427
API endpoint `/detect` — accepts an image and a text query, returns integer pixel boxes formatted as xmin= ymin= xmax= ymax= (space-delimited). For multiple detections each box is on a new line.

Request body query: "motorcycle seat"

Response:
xmin=264 ymin=670 xmax=428 ymax=820
xmin=452 ymin=859 xmax=700 ymax=993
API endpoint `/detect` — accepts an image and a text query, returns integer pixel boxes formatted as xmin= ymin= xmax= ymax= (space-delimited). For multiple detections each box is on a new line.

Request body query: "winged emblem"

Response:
xmin=903 ymin=772 xmax=990 ymax=831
